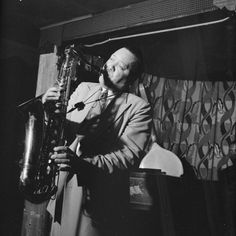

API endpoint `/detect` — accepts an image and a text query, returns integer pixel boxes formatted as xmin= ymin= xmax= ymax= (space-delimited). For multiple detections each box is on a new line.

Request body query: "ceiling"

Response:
xmin=2 ymin=0 xmax=148 ymax=28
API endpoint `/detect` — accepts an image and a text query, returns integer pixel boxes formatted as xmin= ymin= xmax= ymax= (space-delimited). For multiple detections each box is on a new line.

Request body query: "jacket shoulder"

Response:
xmin=127 ymin=93 xmax=150 ymax=108
xmin=77 ymin=82 xmax=99 ymax=90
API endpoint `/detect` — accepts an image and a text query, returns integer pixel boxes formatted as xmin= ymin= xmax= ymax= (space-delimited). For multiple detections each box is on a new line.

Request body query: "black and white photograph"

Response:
xmin=1 ymin=1 xmax=236 ymax=236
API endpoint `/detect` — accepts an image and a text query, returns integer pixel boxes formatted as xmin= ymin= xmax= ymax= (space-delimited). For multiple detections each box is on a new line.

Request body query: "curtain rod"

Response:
xmin=84 ymin=16 xmax=230 ymax=47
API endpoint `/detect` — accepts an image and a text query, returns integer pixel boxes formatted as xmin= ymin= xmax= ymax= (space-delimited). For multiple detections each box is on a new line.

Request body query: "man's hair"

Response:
xmin=124 ymin=46 xmax=144 ymax=83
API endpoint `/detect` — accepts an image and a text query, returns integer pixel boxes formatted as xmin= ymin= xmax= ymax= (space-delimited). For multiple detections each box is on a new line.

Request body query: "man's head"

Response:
xmin=99 ymin=46 xmax=143 ymax=91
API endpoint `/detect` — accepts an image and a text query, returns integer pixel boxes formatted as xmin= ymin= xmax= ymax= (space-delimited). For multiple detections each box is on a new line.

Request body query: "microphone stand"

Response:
xmin=17 ymin=94 xmax=43 ymax=110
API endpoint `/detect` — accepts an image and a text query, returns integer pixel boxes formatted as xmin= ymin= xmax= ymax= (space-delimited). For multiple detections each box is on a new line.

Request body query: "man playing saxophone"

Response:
xmin=42 ymin=46 xmax=152 ymax=236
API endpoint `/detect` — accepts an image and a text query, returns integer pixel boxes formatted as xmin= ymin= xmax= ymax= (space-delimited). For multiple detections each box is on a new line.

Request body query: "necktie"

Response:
xmin=99 ymin=89 xmax=108 ymax=112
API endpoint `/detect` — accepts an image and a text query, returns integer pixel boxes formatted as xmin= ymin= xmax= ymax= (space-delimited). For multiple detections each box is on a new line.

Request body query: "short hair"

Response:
xmin=124 ymin=46 xmax=144 ymax=83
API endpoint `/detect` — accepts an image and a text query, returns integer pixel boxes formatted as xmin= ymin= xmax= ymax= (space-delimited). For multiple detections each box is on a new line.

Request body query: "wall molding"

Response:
xmin=39 ymin=0 xmax=217 ymax=47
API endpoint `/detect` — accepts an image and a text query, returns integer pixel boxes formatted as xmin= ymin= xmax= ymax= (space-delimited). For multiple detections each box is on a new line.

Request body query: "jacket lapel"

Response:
xmin=70 ymin=84 xmax=101 ymax=123
xmin=95 ymin=93 xmax=131 ymax=135
xmin=109 ymin=93 xmax=130 ymax=123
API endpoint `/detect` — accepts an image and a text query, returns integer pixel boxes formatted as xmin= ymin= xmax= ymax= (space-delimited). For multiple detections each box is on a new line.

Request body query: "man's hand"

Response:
xmin=42 ymin=87 xmax=61 ymax=104
xmin=51 ymin=146 xmax=77 ymax=170
xmin=42 ymin=87 xmax=63 ymax=114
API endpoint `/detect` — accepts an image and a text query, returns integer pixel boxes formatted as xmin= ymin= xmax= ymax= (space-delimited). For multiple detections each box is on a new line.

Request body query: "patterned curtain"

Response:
xmin=136 ymin=73 xmax=236 ymax=180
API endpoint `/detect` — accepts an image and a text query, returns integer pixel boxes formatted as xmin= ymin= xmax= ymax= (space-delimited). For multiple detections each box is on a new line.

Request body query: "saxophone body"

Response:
xmin=19 ymin=45 xmax=79 ymax=202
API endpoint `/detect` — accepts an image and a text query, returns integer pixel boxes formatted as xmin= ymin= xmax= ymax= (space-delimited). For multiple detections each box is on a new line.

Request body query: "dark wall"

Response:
xmin=0 ymin=3 xmax=40 ymax=235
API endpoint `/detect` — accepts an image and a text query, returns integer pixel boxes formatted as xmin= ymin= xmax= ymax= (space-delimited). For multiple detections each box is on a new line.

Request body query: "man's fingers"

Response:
xmin=53 ymin=158 xmax=70 ymax=164
xmin=45 ymin=92 xmax=60 ymax=100
xmin=42 ymin=87 xmax=60 ymax=104
xmin=53 ymin=146 xmax=68 ymax=152
xmin=51 ymin=146 xmax=74 ymax=160
xmin=50 ymin=146 xmax=75 ymax=169
xmin=51 ymin=153 xmax=67 ymax=159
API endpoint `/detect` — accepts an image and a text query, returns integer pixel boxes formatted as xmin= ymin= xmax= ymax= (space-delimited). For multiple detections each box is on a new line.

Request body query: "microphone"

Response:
xmin=67 ymin=101 xmax=85 ymax=113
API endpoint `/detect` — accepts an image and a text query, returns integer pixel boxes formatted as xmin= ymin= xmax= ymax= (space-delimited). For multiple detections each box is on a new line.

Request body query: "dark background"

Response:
xmin=0 ymin=1 xmax=236 ymax=235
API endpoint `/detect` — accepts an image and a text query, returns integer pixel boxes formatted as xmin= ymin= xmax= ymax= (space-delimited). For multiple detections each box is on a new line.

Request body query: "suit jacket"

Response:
xmin=47 ymin=82 xmax=152 ymax=236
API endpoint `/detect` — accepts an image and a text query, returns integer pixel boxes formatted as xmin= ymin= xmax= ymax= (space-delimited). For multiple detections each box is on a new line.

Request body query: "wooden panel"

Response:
xmin=62 ymin=0 xmax=217 ymax=40
xmin=36 ymin=48 xmax=58 ymax=96
xmin=40 ymin=0 xmax=217 ymax=47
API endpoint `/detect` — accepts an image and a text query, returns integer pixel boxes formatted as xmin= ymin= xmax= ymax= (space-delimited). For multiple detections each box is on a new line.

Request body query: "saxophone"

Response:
xmin=19 ymin=45 xmax=79 ymax=202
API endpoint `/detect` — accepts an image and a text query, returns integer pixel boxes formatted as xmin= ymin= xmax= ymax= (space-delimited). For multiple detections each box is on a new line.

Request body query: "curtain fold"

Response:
xmin=139 ymin=73 xmax=236 ymax=180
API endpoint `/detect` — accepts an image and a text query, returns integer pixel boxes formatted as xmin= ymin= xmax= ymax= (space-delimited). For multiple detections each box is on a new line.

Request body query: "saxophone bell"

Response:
xmin=18 ymin=45 xmax=79 ymax=203
xmin=18 ymin=99 xmax=58 ymax=202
